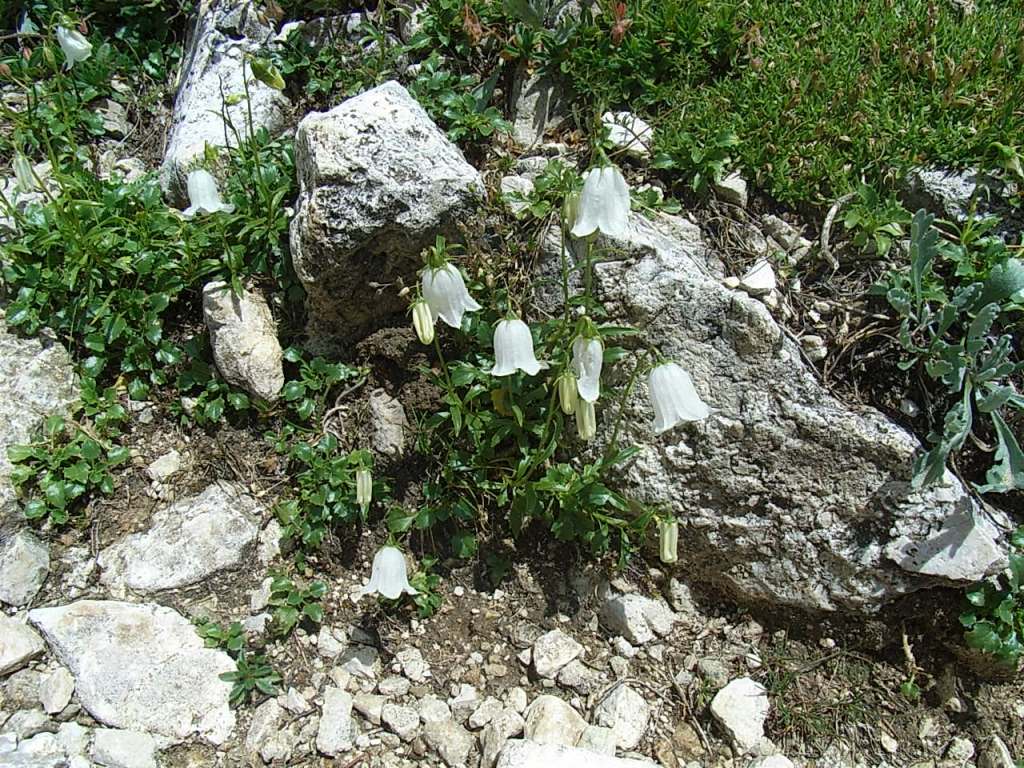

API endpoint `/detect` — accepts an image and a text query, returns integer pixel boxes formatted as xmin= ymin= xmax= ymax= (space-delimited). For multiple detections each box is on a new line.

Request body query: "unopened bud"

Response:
xmin=356 ymin=468 xmax=372 ymax=513
xmin=659 ymin=519 xmax=678 ymax=564
xmin=412 ymin=300 xmax=434 ymax=345
xmin=557 ymin=371 xmax=578 ymax=415
xmin=575 ymin=399 xmax=596 ymax=441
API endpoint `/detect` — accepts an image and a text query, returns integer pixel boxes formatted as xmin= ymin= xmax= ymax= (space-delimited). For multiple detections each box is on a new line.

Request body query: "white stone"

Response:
xmin=317 ymin=687 xmax=354 ymax=756
xmin=600 ymin=593 xmax=676 ymax=646
xmin=601 ymin=111 xmax=653 ymax=158
xmin=203 ymin=281 xmax=285 ymax=403
xmin=510 ymin=68 xmax=568 ymax=147
xmin=593 ymin=684 xmax=649 ymax=750
xmin=507 ymin=687 xmax=528 ymax=714
xmin=29 ymin=600 xmax=236 ymax=744
xmin=339 ymin=645 xmax=380 ymax=679
xmin=160 ymin=0 xmax=289 ymax=203
xmin=532 ymin=629 xmax=583 ymax=679
xmin=97 ymin=482 xmax=261 ymax=594
xmin=749 ymin=757 xmax=795 ymax=768
xmin=317 ymin=625 xmax=347 ymax=658
xmin=246 ymin=698 xmax=298 ymax=763
xmin=0 ymin=615 xmax=45 ymax=675
xmin=279 ymin=687 xmax=310 ymax=715
xmin=0 ymin=316 xmax=77 ymax=525
xmin=290 ymin=80 xmax=483 ymax=348
xmin=713 ymin=172 xmax=748 ymax=208
xmin=418 ymin=695 xmax=452 ymax=725
xmin=496 ymin=740 xmax=659 ymax=768
xmin=468 ymin=696 xmax=505 ymax=730
xmin=146 ymin=449 xmax=182 ymax=482
xmin=354 ymin=692 xmax=386 ymax=725
xmin=739 ymin=260 xmax=777 ymax=297
xmin=378 ymin=675 xmax=410 ymax=696
xmin=480 ymin=708 xmax=526 ymax=768
xmin=501 ymin=175 xmax=534 ymax=215
xmin=450 ymin=683 xmax=478 ymax=722
xmin=556 ymin=659 xmax=603 ymax=695
xmin=91 ymin=728 xmax=157 ymax=768
xmin=710 ymin=677 xmax=769 ymax=753
xmin=523 ymin=695 xmax=586 ymax=748
xmin=369 ymin=389 xmax=409 ymax=457
xmin=397 ymin=647 xmax=430 ymax=682
xmin=424 ymin=718 xmax=474 ymax=768
xmin=577 ymin=725 xmax=617 ymax=755
xmin=251 ymin=577 xmax=273 ymax=613
xmin=0 ymin=529 xmax=49 ymax=606
xmin=39 ymin=666 xmax=75 ymax=714
xmin=382 ymin=703 xmax=419 ymax=741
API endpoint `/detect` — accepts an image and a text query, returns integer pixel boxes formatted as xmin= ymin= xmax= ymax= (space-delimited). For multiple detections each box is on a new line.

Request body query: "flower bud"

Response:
xmin=412 ymin=299 xmax=434 ymax=345
xmin=659 ymin=519 xmax=678 ymax=564
xmin=575 ymin=399 xmax=596 ymax=441
xmin=557 ymin=371 xmax=578 ymax=415
xmin=13 ymin=153 xmax=36 ymax=193
xmin=356 ymin=468 xmax=372 ymax=512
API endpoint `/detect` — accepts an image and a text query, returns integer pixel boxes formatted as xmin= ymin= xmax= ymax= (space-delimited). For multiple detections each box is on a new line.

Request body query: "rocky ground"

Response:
xmin=1 ymin=1 xmax=1023 ymax=768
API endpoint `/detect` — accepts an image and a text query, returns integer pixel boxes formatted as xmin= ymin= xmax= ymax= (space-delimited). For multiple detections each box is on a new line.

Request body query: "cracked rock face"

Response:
xmin=289 ymin=80 xmax=484 ymax=350
xmin=160 ymin=0 xmax=290 ymax=204
xmin=537 ymin=213 xmax=1006 ymax=612
xmin=29 ymin=600 xmax=236 ymax=744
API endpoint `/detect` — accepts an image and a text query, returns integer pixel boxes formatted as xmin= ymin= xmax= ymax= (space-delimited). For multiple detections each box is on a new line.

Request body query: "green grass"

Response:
xmin=551 ymin=0 xmax=1024 ymax=206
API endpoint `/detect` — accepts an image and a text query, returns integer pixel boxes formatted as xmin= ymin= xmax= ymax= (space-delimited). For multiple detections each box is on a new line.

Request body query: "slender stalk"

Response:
xmin=604 ymin=353 xmax=647 ymax=461
xmin=432 ymin=335 xmax=457 ymax=405
xmin=559 ymin=224 xmax=571 ymax=324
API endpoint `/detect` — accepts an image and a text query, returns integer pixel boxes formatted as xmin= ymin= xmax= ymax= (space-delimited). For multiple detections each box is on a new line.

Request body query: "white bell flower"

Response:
xmin=648 ymin=362 xmax=714 ymax=434
xmin=575 ymin=399 xmax=596 ymax=441
xmin=659 ymin=519 xmax=678 ymax=564
xmin=570 ymin=165 xmax=630 ymax=240
xmin=182 ymin=169 xmax=235 ymax=218
xmin=13 ymin=154 xmax=37 ymax=193
xmin=557 ymin=371 xmax=578 ymax=415
xmin=356 ymin=468 xmax=372 ymax=513
xmin=412 ymin=299 xmax=434 ymax=345
xmin=491 ymin=318 xmax=544 ymax=377
xmin=355 ymin=546 xmax=419 ymax=601
xmin=421 ymin=263 xmax=481 ymax=329
xmin=571 ymin=336 xmax=603 ymax=403
xmin=56 ymin=26 xmax=92 ymax=69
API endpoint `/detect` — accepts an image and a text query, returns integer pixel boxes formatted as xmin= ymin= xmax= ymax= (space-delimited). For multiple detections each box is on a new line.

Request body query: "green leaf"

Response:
xmin=976 ymin=411 xmax=1024 ymax=493
xmin=964 ymin=621 xmax=1004 ymax=654
xmin=249 ymin=57 xmax=286 ymax=90
xmin=6 ymin=444 xmax=34 ymax=463
xmin=451 ymin=530 xmax=478 ymax=559
xmin=282 ymin=381 xmax=304 ymax=401
xmin=303 ymin=603 xmax=323 ymax=623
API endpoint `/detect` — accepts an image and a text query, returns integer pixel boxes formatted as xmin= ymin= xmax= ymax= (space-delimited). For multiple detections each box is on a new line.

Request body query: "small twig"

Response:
xmin=820 ymin=192 xmax=856 ymax=271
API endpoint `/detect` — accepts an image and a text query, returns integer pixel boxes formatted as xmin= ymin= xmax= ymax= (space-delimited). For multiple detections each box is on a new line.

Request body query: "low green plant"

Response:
xmin=408 ymin=555 xmax=443 ymax=618
xmin=220 ymin=649 xmax=281 ymax=706
xmin=408 ymin=53 xmax=511 ymax=145
xmin=874 ymin=209 xmax=1024 ymax=492
xmin=842 ymin=183 xmax=911 ymax=257
xmin=267 ymin=575 xmax=326 ymax=636
xmin=196 ymin=619 xmax=245 ymax=655
xmin=280 ymin=348 xmax=365 ymax=422
xmin=652 ymin=130 xmax=740 ymax=196
xmin=960 ymin=528 xmax=1024 ymax=667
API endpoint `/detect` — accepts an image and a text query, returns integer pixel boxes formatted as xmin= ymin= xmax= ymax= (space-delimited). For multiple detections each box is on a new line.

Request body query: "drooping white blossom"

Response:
xmin=570 ymin=165 xmax=630 ymax=240
xmin=355 ymin=546 xmax=419 ymax=601
xmin=575 ymin=399 xmax=596 ymax=441
xmin=182 ymin=169 xmax=235 ymax=218
xmin=571 ymin=336 xmax=603 ymax=403
xmin=648 ymin=362 xmax=714 ymax=435
xmin=56 ymin=26 xmax=92 ymax=69
xmin=659 ymin=519 xmax=678 ymax=564
xmin=356 ymin=468 xmax=372 ymax=513
xmin=491 ymin=318 xmax=544 ymax=377
xmin=412 ymin=299 xmax=434 ymax=345
xmin=421 ymin=263 xmax=481 ymax=329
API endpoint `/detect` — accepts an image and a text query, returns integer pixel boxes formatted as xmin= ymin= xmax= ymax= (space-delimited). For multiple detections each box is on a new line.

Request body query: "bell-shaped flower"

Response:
xmin=659 ymin=519 xmax=678 ymax=564
xmin=648 ymin=362 xmax=714 ymax=435
xmin=575 ymin=399 xmax=596 ymax=441
xmin=570 ymin=165 xmax=630 ymax=240
xmin=356 ymin=468 xmax=372 ymax=513
xmin=182 ymin=169 xmax=235 ymax=218
xmin=56 ymin=26 xmax=92 ymax=69
xmin=421 ymin=263 xmax=481 ymax=329
xmin=354 ymin=546 xmax=419 ymax=601
xmin=557 ymin=371 xmax=578 ymax=415
xmin=411 ymin=299 xmax=434 ymax=345
xmin=571 ymin=336 xmax=603 ymax=403
xmin=491 ymin=318 xmax=544 ymax=377
xmin=13 ymin=153 xmax=37 ymax=194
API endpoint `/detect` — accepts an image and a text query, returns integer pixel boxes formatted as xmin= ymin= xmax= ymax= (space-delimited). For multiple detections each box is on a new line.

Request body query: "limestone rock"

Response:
xmin=0 ymin=615 xmax=45 ymax=675
xmin=593 ymin=684 xmax=649 ymax=750
xmin=531 ymin=629 xmax=583 ymax=679
xmin=290 ymin=80 xmax=483 ymax=348
xmin=423 ymin=718 xmax=474 ymax=768
xmin=601 ymin=111 xmax=652 ymax=158
xmin=91 ymin=728 xmax=157 ymax=768
xmin=0 ymin=315 xmax=77 ymax=524
xmin=480 ymin=708 xmax=525 ymax=768
xmin=382 ymin=703 xmax=420 ymax=741
xmin=246 ymin=699 xmax=298 ymax=763
xmin=710 ymin=677 xmax=769 ymax=753
xmin=29 ymin=600 xmax=236 ymax=743
xmin=39 ymin=666 xmax=75 ymax=714
xmin=97 ymin=482 xmax=261 ymax=594
xmin=496 ymin=740 xmax=658 ymax=768
xmin=397 ymin=647 xmax=431 ymax=682
xmin=510 ymin=66 xmax=568 ymax=147
xmin=317 ymin=687 xmax=354 ymax=756
xmin=599 ymin=593 xmax=676 ymax=646
xmin=523 ymin=695 xmax=586 ymax=748
xmin=713 ymin=172 xmax=748 ymax=208
xmin=535 ymin=211 xmax=1006 ymax=612
xmin=369 ymin=389 xmax=409 ymax=456
xmin=0 ymin=530 xmax=49 ymax=606
xmin=418 ymin=695 xmax=452 ymax=725
xmin=146 ymin=449 xmax=182 ymax=482
xmin=160 ymin=0 xmax=290 ymax=204
xmin=749 ymin=757 xmax=795 ymax=768
xmin=577 ymin=725 xmax=617 ymax=755
xmin=203 ymin=281 xmax=284 ymax=403
xmin=353 ymin=692 xmax=386 ymax=725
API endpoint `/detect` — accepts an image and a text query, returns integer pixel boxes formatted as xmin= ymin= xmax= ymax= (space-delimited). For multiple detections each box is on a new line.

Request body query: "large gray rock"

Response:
xmin=97 ymin=482 xmax=261 ymax=594
xmin=29 ymin=600 xmax=236 ymax=743
xmin=509 ymin=66 xmax=569 ymax=147
xmin=497 ymin=740 xmax=657 ymax=768
xmin=0 ymin=530 xmax=49 ymax=606
xmin=523 ymin=695 xmax=586 ymax=748
xmin=203 ymin=281 xmax=284 ymax=402
xmin=0 ymin=615 xmax=45 ymax=675
xmin=290 ymin=80 xmax=484 ymax=349
xmin=0 ymin=315 xmax=77 ymax=524
xmin=592 ymin=684 xmax=649 ymax=751
xmin=91 ymin=728 xmax=158 ymax=768
xmin=160 ymin=0 xmax=290 ymax=204
xmin=599 ymin=593 xmax=676 ymax=646
xmin=536 ymin=213 xmax=1006 ymax=612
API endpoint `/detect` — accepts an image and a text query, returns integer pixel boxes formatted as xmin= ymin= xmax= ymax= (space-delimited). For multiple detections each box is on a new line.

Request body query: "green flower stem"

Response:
xmin=432 ymin=334 xmax=459 ymax=407
xmin=560 ymin=227 xmax=571 ymax=324
xmin=604 ymin=352 xmax=648 ymax=461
